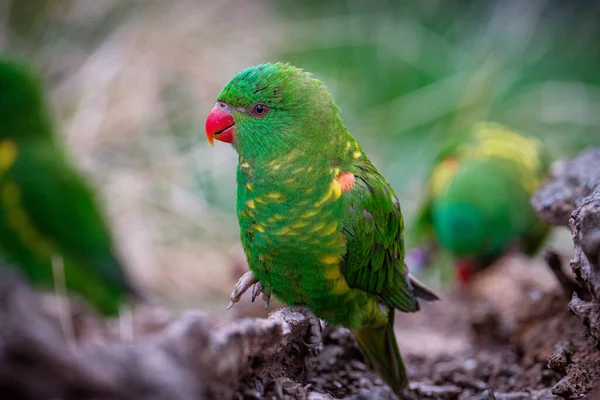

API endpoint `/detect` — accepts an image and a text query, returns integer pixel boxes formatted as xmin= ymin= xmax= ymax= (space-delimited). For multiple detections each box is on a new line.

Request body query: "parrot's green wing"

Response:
xmin=340 ymin=160 xmax=420 ymax=313
xmin=8 ymin=141 xmax=135 ymax=294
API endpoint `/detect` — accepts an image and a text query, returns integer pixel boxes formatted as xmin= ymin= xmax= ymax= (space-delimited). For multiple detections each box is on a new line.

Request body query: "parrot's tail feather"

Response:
xmin=408 ymin=273 xmax=440 ymax=302
xmin=353 ymin=310 xmax=407 ymax=395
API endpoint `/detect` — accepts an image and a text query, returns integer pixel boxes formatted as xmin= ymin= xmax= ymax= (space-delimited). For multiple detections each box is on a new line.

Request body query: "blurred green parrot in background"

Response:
xmin=0 ymin=59 xmax=143 ymax=316
xmin=206 ymin=62 xmax=438 ymax=395
xmin=411 ymin=122 xmax=552 ymax=284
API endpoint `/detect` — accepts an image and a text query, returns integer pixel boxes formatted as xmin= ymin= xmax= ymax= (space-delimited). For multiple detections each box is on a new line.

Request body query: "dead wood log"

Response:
xmin=532 ymin=148 xmax=600 ymax=345
xmin=0 ymin=269 xmax=313 ymax=400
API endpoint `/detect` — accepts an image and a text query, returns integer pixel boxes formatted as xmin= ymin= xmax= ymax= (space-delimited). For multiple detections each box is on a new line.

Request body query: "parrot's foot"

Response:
xmin=251 ymin=281 xmax=271 ymax=309
xmin=227 ymin=271 xmax=271 ymax=310
xmin=289 ymin=306 xmax=322 ymax=350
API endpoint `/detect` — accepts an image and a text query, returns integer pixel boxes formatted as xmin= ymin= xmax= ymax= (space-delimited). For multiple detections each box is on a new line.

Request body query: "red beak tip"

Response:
xmin=206 ymin=105 xmax=235 ymax=145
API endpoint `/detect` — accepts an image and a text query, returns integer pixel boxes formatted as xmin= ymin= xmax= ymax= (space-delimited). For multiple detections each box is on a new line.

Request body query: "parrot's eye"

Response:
xmin=251 ymin=103 xmax=269 ymax=118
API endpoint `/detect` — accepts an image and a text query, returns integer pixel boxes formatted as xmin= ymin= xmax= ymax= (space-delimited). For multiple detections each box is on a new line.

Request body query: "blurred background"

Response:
xmin=2 ymin=0 xmax=599 ymax=314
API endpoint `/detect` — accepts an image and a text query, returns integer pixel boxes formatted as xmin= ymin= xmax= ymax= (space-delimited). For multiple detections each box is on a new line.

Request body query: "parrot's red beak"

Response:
xmin=205 ymin=105 xmax=235 ymax=147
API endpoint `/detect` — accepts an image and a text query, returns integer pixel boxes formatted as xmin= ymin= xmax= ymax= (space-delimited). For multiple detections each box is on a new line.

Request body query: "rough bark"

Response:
xmin=532 ymin=148 xmax=600 ymax=397
xmin=0 ymin=270 xmax=313 ymax=400
xmin=533 ymin=148 xmax=600 ymax=344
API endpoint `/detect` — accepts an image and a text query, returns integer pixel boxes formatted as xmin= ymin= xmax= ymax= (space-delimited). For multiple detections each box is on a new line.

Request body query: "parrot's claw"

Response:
xmin=290 ymin=307 xmax=323 ymax=350
xmin=251 ymin=282 xmax=272 ymax=310
xmin=227 ymin=271 xmax=271 ymax=310
xmin=251 ymin=282 xmax=261 ymax=302
xmin=227 ymin=271 xmax=257 ymax=310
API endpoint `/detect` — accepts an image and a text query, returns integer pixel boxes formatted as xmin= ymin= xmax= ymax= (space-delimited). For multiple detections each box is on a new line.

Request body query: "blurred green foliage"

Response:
xmin=273 ymin=0 xmax=600 ymax=228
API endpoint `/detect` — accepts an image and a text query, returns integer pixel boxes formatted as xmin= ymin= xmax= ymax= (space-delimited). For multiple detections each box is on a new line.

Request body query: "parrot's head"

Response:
xmin=0 ymin=59 xmax=50 ymax=140
xmin=205 ymin=62 xmax=343 ymax=160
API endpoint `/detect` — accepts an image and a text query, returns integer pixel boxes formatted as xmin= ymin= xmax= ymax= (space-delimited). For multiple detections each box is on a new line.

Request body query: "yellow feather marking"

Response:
xmin=254 ymin=224 xmax=265 ymax=233
xmin=292 ymin=167 xmax=305 ymax=174
xmin=241 ymin=162 xmax=250 ymax=168
xmin=0 ymin=140 xmax=18 ymax=172
xmin=7 ymin=207 xmax=28 ymax=233
xmin=328 ymin=238 xmax=344 ymax=248
xmin=314 ymin=187 xmax=333 ymax=207
xmin=307 ymin=166 xmax=313 ymax=172
xmin=246 ymin=183 xmax=253 ymax=191
xmin=471 ymin=122 xmax=542 ymax=175
xmin=309 ymin=222 xmax=326 ymax=233
xmin=331 ymin=179 xmax=342 ymax=201
xmin=283 ymin=177 xmax=295 ymax=183
xmin=320 ymin=209 xmax=334 ymax=219
xmin=430 ymin=158 xmax=459 ymax=197
xmin=291 ymin=220 xmax=309 ymax=228
xmin=274 ymin=226 xmax=299 ymax=236
xmin=353 ymin=151 xmax=362 ymax=159
xmin=255 ymin=197 xmax=266 ymax=204
xmin=2 ymin=182 xmax=54 ymax=258
xmin=330 ymin=278 xmax=350 ymax=295
xmin=273 ymin=213 xmax=285 ymax=220
xmin=323 ymin=221 xmax=338 ymax=236
xmin=246 ymin=199 xmax=255 ymax=209
xmin=302 ymin=209 xmax=319 ymax=218
xmin=33 ymin=240 xmax=53 ymax=259
xmin=21 ymin=227 xmax=38 ymax=248
xmin=271 ymin=164 xmax=281 ymax=171
xmin=266 ymin=192 xmax=283 ymax=199
xmin=321 ymin=255 xmax=340 ymax=265
xmin=324 ymin=266 xmax=341 ymax=280
xmin=345 ymin=141 xmax=352 ymax=152
xmin=2 ymin=182 xmax=21 ymax=205
xmin=281 ymin=149 xmax=301 ymax=162
xmin=332 ymin=167 xmax=340 ymax=176
xmin=468 ymin=123 xmax=544 ymax=192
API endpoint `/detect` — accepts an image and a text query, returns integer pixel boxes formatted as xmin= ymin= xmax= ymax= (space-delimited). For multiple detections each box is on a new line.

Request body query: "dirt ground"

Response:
xmin=228 ymin=254 xmax=598 ymax=400
xmin=0 ymin=251 xmax=598 ymax=400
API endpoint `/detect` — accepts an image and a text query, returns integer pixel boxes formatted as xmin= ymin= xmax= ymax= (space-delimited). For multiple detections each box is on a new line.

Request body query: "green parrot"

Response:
xmin=0 ymin=59 xmax=142 ymax=316
xmin=205 ymin=62 xmax=438 ymax=394
xmin=411 ymin=122 xmax=552 ymax=284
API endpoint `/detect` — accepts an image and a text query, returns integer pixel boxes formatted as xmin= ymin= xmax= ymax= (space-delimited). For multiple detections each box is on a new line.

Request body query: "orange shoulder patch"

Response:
xmin=336 ymin=172 xmax=355 ymax=193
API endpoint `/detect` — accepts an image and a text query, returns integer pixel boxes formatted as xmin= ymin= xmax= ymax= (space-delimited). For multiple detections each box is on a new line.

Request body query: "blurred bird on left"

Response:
xmin=0 ymin=59 xmax=143 ymax=316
